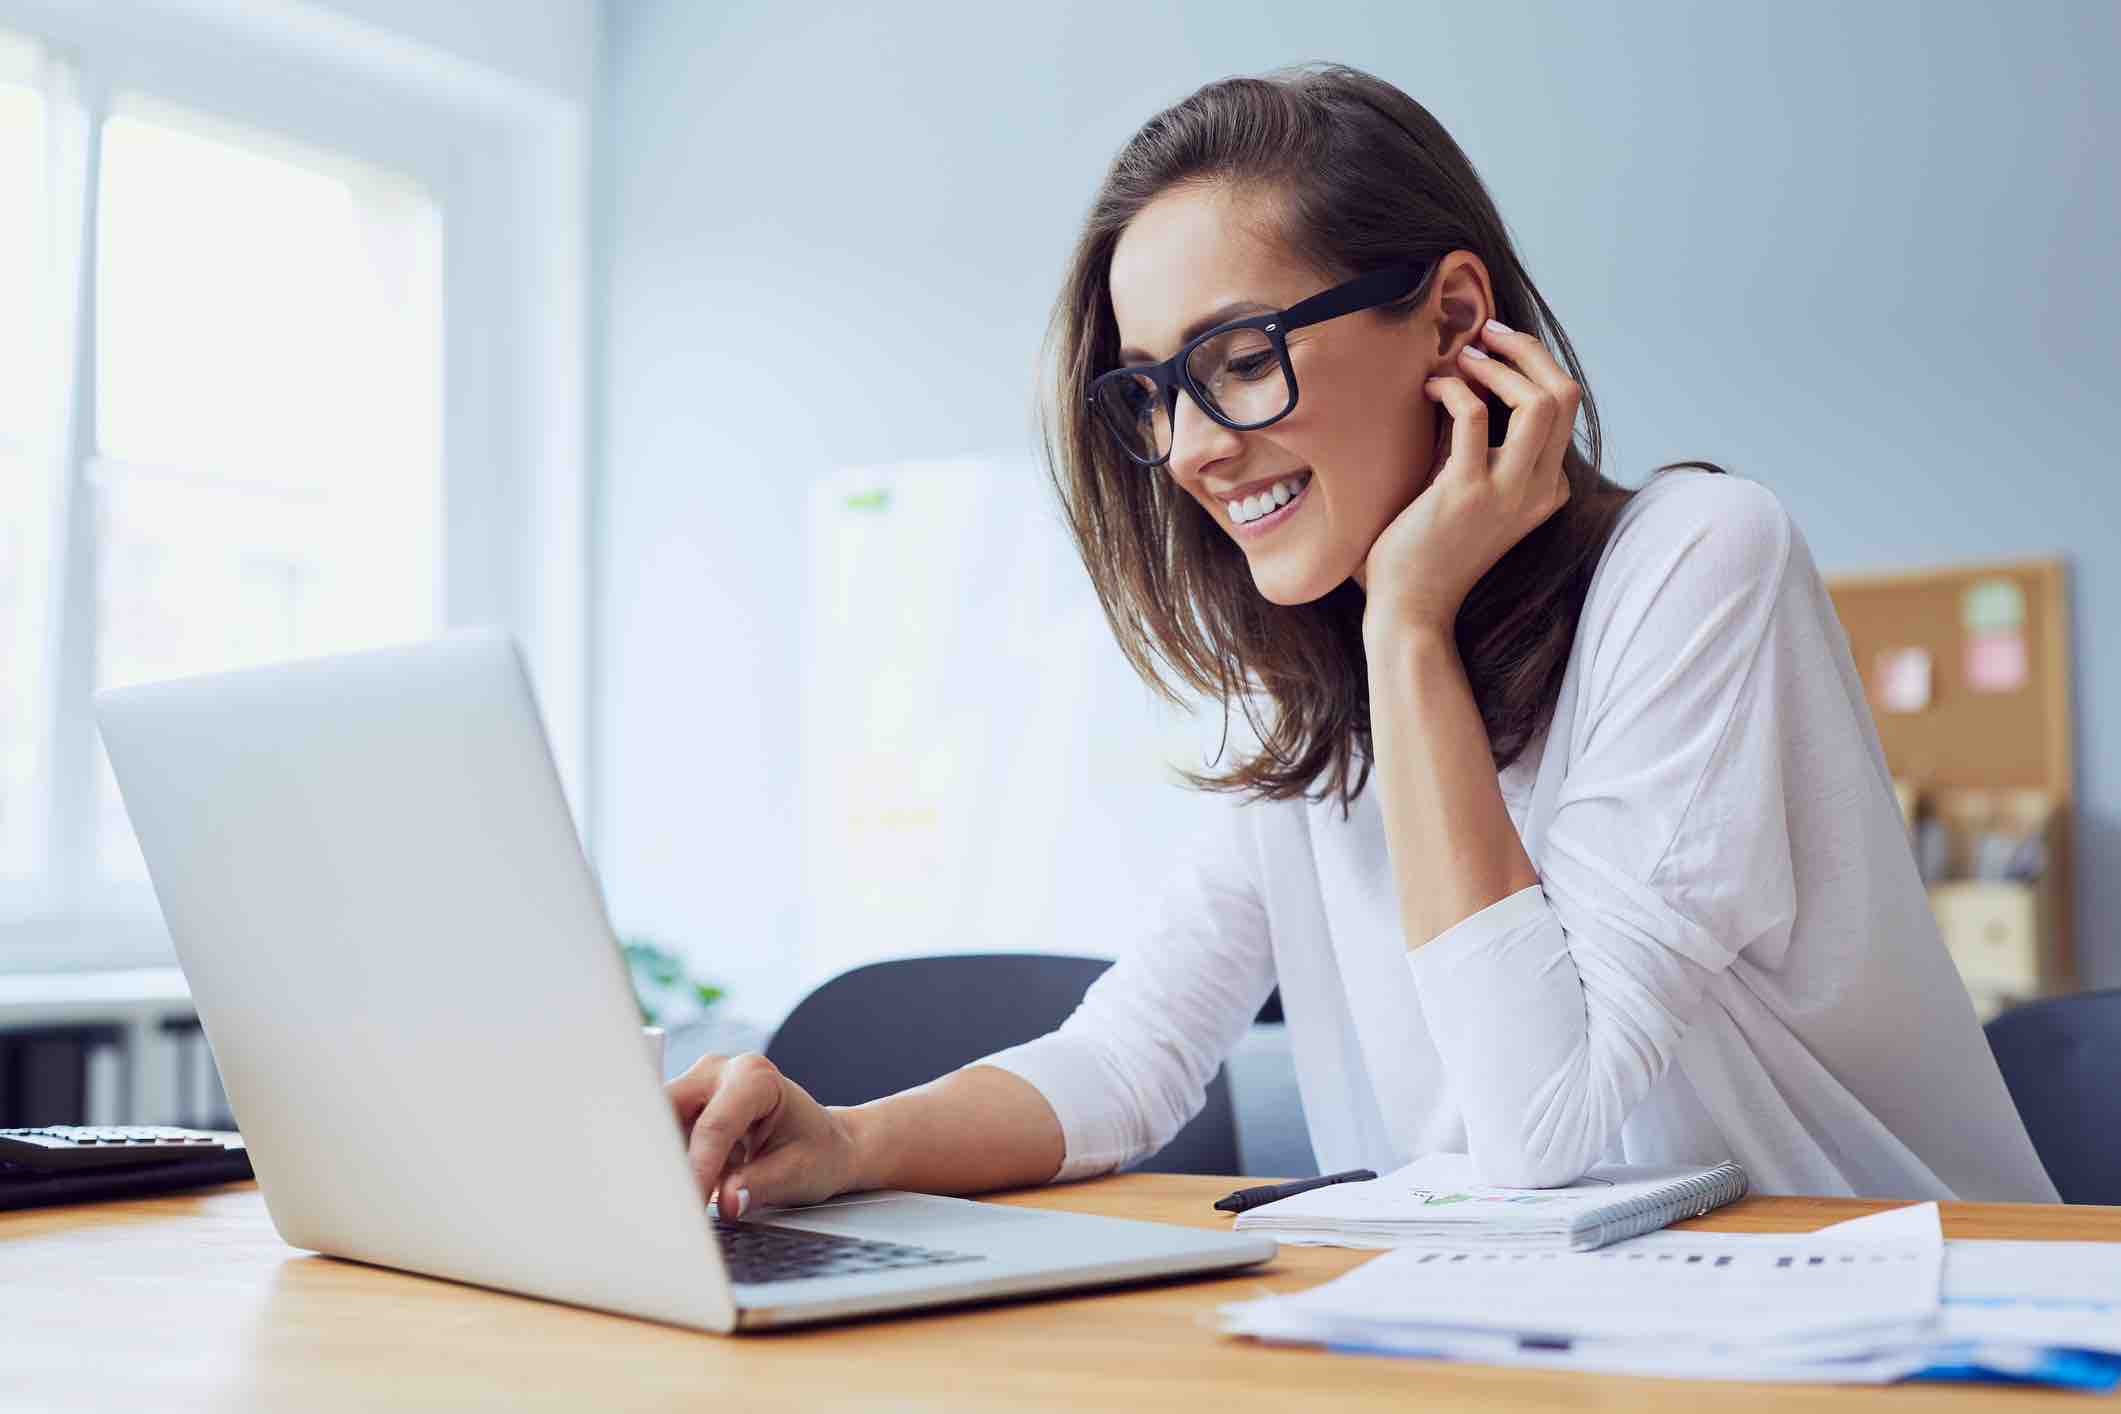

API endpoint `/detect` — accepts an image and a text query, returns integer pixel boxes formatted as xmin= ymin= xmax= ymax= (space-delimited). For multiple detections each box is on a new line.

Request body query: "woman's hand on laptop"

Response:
xmin=666 ymin=1052 xmax=860 ymax=1217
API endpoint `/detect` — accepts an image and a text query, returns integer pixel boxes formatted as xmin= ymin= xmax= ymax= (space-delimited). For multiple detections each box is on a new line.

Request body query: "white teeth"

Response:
xmin=1230 ymin=472 xmax=1311 ymax=524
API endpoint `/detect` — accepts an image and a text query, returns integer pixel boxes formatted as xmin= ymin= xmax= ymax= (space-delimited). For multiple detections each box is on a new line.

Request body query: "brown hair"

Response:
xmin=1034 ymin=61 xmax=1728 ymax=816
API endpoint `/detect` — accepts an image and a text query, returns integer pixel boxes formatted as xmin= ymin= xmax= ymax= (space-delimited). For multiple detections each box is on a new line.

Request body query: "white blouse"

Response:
xmin=974 ymin=469 xmax=2058 ymax=1201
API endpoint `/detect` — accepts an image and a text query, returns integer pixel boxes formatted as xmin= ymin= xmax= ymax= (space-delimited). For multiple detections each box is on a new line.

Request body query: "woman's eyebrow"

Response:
xmin=1118 ymin=299 xmax=1275 ymax=363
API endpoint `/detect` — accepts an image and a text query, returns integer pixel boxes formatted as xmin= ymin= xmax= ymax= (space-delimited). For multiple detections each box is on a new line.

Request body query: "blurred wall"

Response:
xmin=593 ymin=0 xmax=2121 ymax=1022
xmin=292 ymin=0 xmax=597 ymax=102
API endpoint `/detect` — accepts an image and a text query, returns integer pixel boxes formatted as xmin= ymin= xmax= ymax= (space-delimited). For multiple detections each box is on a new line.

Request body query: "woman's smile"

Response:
xmin=1227 ymin=469 xmax=1313 ymax=538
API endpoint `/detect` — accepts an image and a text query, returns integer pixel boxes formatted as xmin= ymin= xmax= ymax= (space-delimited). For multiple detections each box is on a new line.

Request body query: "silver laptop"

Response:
xmin=91 ymin=627 xmax=1272 ymax=1331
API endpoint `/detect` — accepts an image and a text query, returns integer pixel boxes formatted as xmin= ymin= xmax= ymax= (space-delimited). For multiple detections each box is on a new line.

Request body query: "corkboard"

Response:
xmin=1824 ymin=557 xmax=2073 ymax=799
xmin=1826 ymin=556 xmax=2076 ymax=986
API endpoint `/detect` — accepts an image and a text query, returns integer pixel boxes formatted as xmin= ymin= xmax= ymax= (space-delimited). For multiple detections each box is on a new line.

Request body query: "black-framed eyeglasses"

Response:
xmin=1086 ymin=260 xmax=1433 ymax=469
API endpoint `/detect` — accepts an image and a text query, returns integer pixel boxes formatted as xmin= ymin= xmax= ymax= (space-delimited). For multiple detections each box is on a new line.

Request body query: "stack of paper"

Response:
xmin=1220 ymin=1202 xmax=2121 ymax=1389
xmin=1231 ymin=1152 xmax=1748 ymax=1251
xmin=1929 ymin=1234 xmax=2121 ymax=1389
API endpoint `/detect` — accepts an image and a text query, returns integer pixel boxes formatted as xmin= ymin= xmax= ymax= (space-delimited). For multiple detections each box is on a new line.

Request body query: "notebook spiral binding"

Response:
xmin=1577 ymin=1162 xmax=1750 ymax=1251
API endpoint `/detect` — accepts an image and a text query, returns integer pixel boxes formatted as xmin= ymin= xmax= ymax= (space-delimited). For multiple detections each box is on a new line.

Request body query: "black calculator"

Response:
xmin=0 ymin=1125 xmax=240 ymax=1171
xmin=0 ymin=1125 xmax=252 ymax=1210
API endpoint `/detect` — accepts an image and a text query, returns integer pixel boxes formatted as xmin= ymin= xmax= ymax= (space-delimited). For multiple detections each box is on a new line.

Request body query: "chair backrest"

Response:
xmin=1984 ymin=987 xmax=2121 ymax=1204
xmin=765 ymin=954 xmax=1240 ymax=1176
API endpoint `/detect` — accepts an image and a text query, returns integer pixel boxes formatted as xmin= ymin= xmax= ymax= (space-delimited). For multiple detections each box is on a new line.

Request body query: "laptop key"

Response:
xmin=715 ymin=1220 xmax=986 ymax=1286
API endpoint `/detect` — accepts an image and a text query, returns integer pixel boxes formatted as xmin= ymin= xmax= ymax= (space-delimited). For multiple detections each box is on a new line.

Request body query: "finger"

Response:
xmin=1475 ymin=320 xmax=1581 ymax=463
xmin=1455 ymin=342 xmax=1557 ymax=469
xmin=686 ymin=1054 xmax=783 ymax=1200
xmin=696 ymin=1098 xmax=773 ymax=1209
xmin=1423 ymin=376 xmax=1490 ymax=482
xmin=667 ymin=1054 xmax=742 ymax=1127
xmin=719 ymin=1137 xmax=808 ymax=1217
xmin=1456 ymin=338 xmax=1543 ymax=407
xmin=713 ymin=1114 xmax=781 ymax=1213
xmin=664 ymin=1053 xmax=729 ymax=1128
xmin=1475 ymin=319 xmax=1577 ymax=404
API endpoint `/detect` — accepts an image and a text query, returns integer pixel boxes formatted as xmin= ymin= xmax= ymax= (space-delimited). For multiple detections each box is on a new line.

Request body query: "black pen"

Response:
xmin=1214 ymin=1168 xmax=1378 ymax=1213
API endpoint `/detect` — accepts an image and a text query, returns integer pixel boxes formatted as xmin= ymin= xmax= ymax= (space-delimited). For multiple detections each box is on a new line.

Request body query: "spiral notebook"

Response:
xmin=1231 ymin=1152 xmax=1749 ymax=1252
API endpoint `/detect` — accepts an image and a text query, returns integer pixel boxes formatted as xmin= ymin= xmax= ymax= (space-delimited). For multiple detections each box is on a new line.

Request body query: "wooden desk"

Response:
xmin=5 ymin=1175 xmax=2118 ymax=1411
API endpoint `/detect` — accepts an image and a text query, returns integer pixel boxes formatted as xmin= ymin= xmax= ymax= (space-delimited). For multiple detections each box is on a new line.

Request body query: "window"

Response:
xmin=0 ymin=30 xmax=54 ymax=886
xmin=2 ymin=27 xmax=445 ymax=944
xmin=0 ymin=6 xmax=589 ymax=975
xmin=90 ymin=97 xmax=442 ymax=883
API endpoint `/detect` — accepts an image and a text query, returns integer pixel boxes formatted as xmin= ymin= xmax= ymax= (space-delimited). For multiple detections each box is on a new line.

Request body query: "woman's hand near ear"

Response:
xmin=1360 ymin=319 xmax=1578 ymax=637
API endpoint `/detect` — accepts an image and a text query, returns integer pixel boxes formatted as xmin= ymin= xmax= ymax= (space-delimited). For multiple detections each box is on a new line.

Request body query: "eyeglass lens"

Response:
xmin=1094 ymin=326 xmax=1293 ymax=464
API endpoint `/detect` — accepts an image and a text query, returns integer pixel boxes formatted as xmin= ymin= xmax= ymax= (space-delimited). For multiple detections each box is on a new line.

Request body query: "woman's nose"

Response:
xmin=1165 ymin=389 xmax=1243 ymax=484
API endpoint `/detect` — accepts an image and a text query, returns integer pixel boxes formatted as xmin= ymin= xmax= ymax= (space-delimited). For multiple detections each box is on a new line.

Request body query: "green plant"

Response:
xmin=620 ymin=936 xmax=726 ymax=1026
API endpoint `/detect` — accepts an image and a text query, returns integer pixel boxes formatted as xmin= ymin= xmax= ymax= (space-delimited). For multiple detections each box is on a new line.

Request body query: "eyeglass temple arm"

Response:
xmin=1277 ymin=261 xmax=1430 ymax=333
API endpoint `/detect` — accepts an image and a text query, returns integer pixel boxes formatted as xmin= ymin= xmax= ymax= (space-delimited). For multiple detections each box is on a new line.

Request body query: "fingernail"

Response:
xmin=736 ymin=1187 xmax=750 ymax=1218
xmin=1460 ymin=344 xmax=1490 ymax=360
xmin=1485 ymin=318 xmax=1514 ymax=335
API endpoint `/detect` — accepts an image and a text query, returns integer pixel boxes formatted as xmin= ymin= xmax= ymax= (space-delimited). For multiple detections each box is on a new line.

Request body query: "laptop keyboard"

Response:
xmin=712 ymin=1216 xmax=986 ymax=1285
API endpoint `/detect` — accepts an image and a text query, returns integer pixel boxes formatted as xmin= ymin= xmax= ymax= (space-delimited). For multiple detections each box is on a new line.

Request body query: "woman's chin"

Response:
xmin=1248 ymin=553 xmax=1343 ymax=606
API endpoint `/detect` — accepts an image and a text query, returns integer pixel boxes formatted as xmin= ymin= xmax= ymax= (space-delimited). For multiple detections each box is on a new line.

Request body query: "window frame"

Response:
xmin=0 ymin=3 xmax=589 ymax=972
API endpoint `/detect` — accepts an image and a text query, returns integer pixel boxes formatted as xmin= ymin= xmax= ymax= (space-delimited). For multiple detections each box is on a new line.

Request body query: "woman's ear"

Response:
xmin=1420 ymin=252 xmax=1510 ymax=447
xmin=1426 ymin=251 xmax=1493 ymax=367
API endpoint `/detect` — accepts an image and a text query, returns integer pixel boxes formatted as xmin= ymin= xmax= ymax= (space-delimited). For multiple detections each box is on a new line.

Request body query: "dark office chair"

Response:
xmin=764 ymin=954 xmax=1242 ymax=1176
xmin=1984 ymin=987 xmax=2121 ymax=1205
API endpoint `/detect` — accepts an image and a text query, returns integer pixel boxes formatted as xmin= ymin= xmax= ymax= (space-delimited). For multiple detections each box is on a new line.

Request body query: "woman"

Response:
xmin=667 ymin=62 xmax=2057 ymax=1216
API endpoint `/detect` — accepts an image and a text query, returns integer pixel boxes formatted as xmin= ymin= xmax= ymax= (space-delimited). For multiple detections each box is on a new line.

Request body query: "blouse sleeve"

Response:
xmin=969 ymin=793 xmax=1277 ymax=1182
xmin=1405 ymin=476 xmax=1801 ymax=1188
